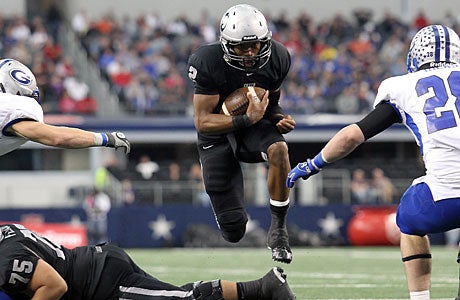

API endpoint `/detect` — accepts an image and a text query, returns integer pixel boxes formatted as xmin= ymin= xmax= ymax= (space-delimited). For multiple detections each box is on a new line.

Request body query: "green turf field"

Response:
xmin=126 ymin=246 xmax=459 ymax=300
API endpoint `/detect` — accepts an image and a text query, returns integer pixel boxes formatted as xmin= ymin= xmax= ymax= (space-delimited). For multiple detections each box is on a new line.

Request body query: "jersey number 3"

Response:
xmin=416 ymin=71 xmax=460 ymax=134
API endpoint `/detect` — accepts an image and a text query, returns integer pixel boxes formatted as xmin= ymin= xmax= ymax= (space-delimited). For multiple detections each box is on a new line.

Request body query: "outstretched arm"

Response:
xmin=9 ymin=120 xmax=131 ymax=154
xmin=286 ymin=124 xmax=365 ymax=188
xmin=286 ymin=102 xmax=400 ymax=188
xmin=321 ymin=124 xmax=365 ymax=163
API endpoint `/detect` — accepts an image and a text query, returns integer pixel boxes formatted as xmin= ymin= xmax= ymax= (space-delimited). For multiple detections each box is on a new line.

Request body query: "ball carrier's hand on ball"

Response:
xmin=246 ymin=86 xmax=269 ymax=125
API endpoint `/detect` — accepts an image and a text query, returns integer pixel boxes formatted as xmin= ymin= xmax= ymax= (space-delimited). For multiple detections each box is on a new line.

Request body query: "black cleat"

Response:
xmin=260 ymin=267 xmax=296 ymax=300
xmin=267 ymin=226 xmax=292 ymax=264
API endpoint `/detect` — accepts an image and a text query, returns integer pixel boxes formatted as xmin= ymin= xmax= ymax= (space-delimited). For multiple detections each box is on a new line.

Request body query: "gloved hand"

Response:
xmin=286 ymin=159 xmax=320 ymax=188
xmin=106 ymin=132 xmax=131 ymax=154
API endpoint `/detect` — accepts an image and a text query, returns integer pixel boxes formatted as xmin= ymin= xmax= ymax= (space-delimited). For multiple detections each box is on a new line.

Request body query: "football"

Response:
xmin=220 ymin=86 xmax=266 ymax=116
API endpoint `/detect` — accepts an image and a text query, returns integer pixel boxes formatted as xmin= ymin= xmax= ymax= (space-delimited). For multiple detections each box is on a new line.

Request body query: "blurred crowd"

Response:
xmin=1 ymin=8 xmax=460 ymax=116
xmin=76 ymin=8 xmax=460 ymax=116
xmin=0 ymin=9 xmax=98 ymax=115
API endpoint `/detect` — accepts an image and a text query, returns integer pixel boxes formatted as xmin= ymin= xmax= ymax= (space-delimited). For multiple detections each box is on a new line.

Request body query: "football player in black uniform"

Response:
xmin=187 ymin=4 xmax=296 ymax=264
xmin=0 ymin=223 xmax=295 ymax=299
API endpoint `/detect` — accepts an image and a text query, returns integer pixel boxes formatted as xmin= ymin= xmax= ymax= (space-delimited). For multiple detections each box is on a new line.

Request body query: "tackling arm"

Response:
xmin=286 ymin=124 xmax=364 ymax=188
xmin=286 ymin=102 xmax=399 ymax=188
xmin=11 ymin=121 xmax=98 ymax=148
xmin=9 ymin=120 xmax=130 ymax=154
xmin=321 ymin=124 xmax=365 ymax=163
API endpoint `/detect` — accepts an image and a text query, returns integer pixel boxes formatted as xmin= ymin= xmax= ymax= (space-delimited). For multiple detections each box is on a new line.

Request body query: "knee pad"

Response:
xmin=217 ymin=210 xmax=248 ymax=243
xmin=193 ymin=280 xmax=223 ymax=300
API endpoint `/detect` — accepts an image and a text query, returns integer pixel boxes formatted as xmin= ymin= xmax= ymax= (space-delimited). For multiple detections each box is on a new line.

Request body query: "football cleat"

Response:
xmin=267 ymin=225 xmax=292 ymax=264
xmin=260 ymin=267 xmax=296 ymax=300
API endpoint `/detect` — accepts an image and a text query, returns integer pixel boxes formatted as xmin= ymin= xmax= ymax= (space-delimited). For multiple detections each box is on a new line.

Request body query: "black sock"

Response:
xmin=237 ymin=278 xmax=262 ymax=299
xmin=270 ymin=204 xmax=288 ymax=227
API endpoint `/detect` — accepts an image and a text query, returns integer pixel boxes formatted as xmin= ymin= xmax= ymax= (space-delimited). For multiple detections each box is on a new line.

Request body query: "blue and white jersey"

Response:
xmin=374 ymin=64 xmax=460 ymax=201
xmin=0 ymin=93 xmax=43 ymax=156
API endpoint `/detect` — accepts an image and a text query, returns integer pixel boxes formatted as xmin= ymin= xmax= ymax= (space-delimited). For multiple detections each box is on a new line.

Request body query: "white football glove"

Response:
xmin=106 ymin=132 xmax=131 ymax=154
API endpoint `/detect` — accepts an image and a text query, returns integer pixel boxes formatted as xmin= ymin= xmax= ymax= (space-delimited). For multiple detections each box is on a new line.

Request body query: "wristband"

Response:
xmin=312 ymin=151 xmax=329 ymax=169
xmin=232 ymin=115 xmax=251 ymax=130
xmin=93 ymin=133 xmax=109 ymax=146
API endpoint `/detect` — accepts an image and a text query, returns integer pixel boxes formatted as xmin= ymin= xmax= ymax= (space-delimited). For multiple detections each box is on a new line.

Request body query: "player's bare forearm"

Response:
xmin=194 ymin=113 xmax=237 ymax=134
xmin=12 ymin=121 xmax=95 ymax=148
xmin=193 ymin=93 xmax=240 ymax=134
xmin=322 ymin=124 xmax=365 ymax=162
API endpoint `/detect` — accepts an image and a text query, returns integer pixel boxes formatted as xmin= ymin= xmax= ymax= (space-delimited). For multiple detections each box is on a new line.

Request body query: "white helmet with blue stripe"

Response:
xmin=0 ymin=58 xmax=40 ymax=101
xmin=407 ymin=25 xmax=460 ymax=73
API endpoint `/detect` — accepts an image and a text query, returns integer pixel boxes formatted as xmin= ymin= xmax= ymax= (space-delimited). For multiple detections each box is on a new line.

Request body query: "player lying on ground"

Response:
xmin=0 ymin=223 xmax=295 ymax=299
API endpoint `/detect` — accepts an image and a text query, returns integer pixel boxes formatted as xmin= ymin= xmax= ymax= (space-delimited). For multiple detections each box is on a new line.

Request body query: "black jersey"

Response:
xmin=188 ymin=40 xmax=290 ymax=107
xmin=0 ymin=224 xmax=106 ymax=300
xmin=188 ymin=40 xmax=291 ymax=141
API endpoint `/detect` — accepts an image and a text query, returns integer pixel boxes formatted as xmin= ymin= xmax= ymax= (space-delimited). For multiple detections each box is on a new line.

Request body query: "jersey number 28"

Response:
xmin=416 ymin=71 xmax=460 ymax=133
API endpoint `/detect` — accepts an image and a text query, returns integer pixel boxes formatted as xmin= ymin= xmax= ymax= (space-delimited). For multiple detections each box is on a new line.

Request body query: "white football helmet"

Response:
xmin=219 ymin=4 xmax=272 ymax=71
xmin=407 ymin=25 xmax=460 ymax=73
xmin=0 ymin=58 xmax=40 ymax=101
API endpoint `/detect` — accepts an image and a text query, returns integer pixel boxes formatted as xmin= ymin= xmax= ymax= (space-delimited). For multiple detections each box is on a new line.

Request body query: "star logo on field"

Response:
xmin=318 ymin=212 xmax=343 ymax=236
xmin=149 ymin=214 xmax=175 ymax=240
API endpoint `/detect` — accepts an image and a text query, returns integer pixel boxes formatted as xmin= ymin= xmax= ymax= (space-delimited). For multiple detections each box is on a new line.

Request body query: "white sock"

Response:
xmin=409 ymin=290 xmax=430 ymax=300
xmin=270 ymin=198 xmax=289 ymax=207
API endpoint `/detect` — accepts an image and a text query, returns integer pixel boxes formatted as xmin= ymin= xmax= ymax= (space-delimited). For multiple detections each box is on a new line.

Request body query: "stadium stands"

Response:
xmin=72 ymin=8 xmax=460 ymax=116
xmin=0 ymin=6 xmax=448 ymax=207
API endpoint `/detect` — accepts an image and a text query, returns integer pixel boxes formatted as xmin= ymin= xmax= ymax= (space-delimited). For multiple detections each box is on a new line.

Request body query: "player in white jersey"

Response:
xmin=286 ymin=25 xmax=460 ymax=300
xmin=0 ymin=58 xmax=130 ymax=155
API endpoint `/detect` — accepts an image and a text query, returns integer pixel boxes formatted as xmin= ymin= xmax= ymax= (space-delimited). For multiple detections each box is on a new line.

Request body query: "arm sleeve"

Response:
xmin=355 ymin=102 xmax=401 ymax=140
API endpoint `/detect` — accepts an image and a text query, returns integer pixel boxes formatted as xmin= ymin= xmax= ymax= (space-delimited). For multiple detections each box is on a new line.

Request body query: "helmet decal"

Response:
xmin=10 ymin=69 xmax=33 ymax=86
